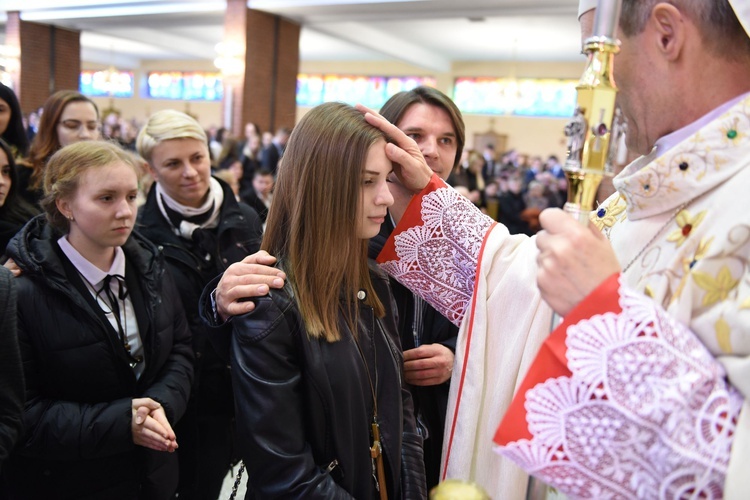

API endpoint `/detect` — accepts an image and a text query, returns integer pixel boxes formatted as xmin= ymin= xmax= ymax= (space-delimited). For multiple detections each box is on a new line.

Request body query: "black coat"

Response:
xmin=368 ymin=214 xmax=457 ymax=488
xmin=137 ymin=178 xmax=262 ymax=497
xmin=238 ymin=188 xmax=269 ymax=223
xmin=137 ymin=178 xmax=262 ymax=380
xmin=0 ymin=266 xmax=23 ymax=474
xmin=2 ymin=216 xmax=194 ymax=499
xmin=259 ymin=144 xmax=282 ymax=175
xmin=497 ymin=191 xmax=531 ymax=236
xmin=230 ymin=263 xmax=426 ymax=499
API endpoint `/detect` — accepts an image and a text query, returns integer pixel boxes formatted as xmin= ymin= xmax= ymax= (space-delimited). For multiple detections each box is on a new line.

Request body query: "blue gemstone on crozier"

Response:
xmin=597 ymin=208 xmax=606 ymax=218
xmin=679 ymin=162 xmax=689 ymax=171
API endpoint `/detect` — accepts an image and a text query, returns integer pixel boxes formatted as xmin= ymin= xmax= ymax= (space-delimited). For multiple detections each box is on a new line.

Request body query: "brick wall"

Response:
xmin=273 ymin=18 xmax=300 ymax=132
xmin=6 ymin=13 xmax=81 ymax=114
xmin=224 ymin=0 xmax=299 ymax=136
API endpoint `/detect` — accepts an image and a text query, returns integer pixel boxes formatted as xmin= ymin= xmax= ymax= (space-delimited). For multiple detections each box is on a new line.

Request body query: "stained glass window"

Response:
xmin=79 ymin=70 xmax=134 ymax=98
xmin=146 ymin=71 xmax=223 ymax=101
xmin=453 ymin=77 xmax=578 ymax=118
xmin=297 ymin=74 xmax=436 ymax=108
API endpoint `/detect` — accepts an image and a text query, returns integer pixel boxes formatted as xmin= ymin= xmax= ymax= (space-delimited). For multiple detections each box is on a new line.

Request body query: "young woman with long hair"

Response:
xmin=16 ymin=90 xmax=100 ymax=207
xmin=0 ymin=139 xmax=38 ymax=255
xmin=2 ymin=141 xmax=193 ymax=499
xmin=0 ymin=83 xmax=29 ymax=158
xmin=229 ymin=102 xmax=426 ymax=498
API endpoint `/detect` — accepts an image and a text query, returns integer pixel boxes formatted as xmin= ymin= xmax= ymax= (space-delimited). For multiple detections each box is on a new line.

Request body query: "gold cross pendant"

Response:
xmin=371 ymin=421 xmax=388 ymax=500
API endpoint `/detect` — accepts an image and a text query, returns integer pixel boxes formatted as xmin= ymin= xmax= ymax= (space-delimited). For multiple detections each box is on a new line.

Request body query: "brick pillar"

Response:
xmin=223 ymin=0 xmax=300 ymax=136
xmin=5 ymin=12 xmax=81 ymax=113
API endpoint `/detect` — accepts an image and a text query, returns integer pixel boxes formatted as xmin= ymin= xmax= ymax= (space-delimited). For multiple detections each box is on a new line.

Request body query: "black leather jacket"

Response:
xmin=230 ymin=263 xmax=427 ymax=499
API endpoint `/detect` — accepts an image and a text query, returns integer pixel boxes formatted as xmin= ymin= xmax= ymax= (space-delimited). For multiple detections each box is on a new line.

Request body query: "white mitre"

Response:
xmin=578 ymin=0 xmax=597 ymax=19
xmin=730 ymin=0 xmax=750 ymax=37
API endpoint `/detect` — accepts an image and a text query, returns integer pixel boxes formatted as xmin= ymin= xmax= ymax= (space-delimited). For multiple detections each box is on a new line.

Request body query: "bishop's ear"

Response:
xmin=650 ymin=3 xmax=686 ymax=60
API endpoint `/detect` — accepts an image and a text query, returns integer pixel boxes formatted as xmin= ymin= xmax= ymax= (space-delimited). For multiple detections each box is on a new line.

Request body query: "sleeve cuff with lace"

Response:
xmin=493 ymin=273 xmax=744 ymax=498
xmin=377 ymin=174 xmax=495 ymax=326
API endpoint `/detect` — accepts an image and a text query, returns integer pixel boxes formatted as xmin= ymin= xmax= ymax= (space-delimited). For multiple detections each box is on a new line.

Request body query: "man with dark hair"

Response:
xmin=241 ymin=168 xmax=274 ymax=224
xmin=368 ymin=86 xmax=464 ymax=488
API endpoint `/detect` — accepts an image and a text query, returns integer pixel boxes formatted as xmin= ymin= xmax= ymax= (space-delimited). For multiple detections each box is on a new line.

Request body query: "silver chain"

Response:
xmin=229 ymin=461 xmax=246 ymax=500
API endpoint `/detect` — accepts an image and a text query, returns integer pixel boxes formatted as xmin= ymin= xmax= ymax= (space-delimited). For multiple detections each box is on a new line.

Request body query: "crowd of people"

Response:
xmin=1 ymin=0 xmax=749 ymax=498
xmin=447 ymin=148 xmax=568 ymax=236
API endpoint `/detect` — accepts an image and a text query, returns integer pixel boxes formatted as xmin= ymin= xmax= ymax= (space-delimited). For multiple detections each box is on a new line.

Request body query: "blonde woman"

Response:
xmin=136 ymin=110 xmax=262 ymax=499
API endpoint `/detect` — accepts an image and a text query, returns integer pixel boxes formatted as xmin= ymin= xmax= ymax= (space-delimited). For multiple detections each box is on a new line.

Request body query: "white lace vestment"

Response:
xmin=377 ymin=95 xmax=750 ymax=500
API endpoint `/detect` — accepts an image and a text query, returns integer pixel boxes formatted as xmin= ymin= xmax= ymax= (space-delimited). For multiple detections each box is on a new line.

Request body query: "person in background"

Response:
xmin=520 ymin=179 xmax=549 ymax=234
xmin=207 ymin=126 xmax=224 ymax=162
xmin=0 ymin=84 xmax=29 ymax=158
xmin=24 ymin=111 xmax=39 ymax=144
xmin=239 ymin=134 xmax=262 ymax=196
xmin=497 ymin=173 xmax=530 ymax=235
xmin=481 ymin=143 xmax=496 ymax=182
xmin=448 ymin=150 xmax=482 ymax=205
xmin=213 ymin=168 xmax=241 ymax=202
xmin=16 ymin=90 xmax=100 ymax=208
xmin=240 ymin=167 xmax=273 ymax=225
xmin=135 ymin=109 xmax=262 ymax=500
xmin=2 ymin=140 xmax=193 ymax=499
xmin=214 ymin=136 xmax=239 ymax=171
xmin=236 ymin=122 xmax=262 ymax=186
xmin=259 ymin=127 xmax=290 ymax=175
xmin=0 ymin=139 xmax=38 ymax=256
xmin=227 ymin=102 xmax=425 ymax=498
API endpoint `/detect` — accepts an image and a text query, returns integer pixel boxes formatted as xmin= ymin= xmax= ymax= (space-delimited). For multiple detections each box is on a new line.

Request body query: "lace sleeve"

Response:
xmin=377 ymin=175 xmax=495 ymax=326
xmin=494 ymin=273 xmax=744 ymax=498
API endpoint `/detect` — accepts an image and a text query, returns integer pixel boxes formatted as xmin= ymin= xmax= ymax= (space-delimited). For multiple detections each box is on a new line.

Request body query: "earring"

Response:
xmin=68 ymin=214 xmax=74 ymax=222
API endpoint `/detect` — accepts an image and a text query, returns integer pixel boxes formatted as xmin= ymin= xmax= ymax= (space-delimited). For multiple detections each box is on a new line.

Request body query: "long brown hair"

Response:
xmin=25 ymin=90 xmax=99 ymax=190
xmin=262 ymin=102 xmax=386 ymax=342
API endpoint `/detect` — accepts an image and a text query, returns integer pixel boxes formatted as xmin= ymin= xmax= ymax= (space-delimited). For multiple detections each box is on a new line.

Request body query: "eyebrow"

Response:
xmin=400 ymin=126 xmax=456 ymax=137
xmin=364 ymin=169 xmax=394 ymax=175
